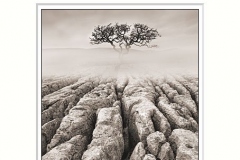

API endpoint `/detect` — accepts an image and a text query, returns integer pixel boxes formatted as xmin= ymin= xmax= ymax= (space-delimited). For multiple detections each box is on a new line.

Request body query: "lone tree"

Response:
xmin=90 ymin=23 xmax=161 ymax=60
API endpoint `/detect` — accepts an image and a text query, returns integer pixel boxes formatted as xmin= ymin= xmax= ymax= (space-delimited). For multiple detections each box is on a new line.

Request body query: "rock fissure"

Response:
xmin=41 ymin=75 xmax=199 ymax=160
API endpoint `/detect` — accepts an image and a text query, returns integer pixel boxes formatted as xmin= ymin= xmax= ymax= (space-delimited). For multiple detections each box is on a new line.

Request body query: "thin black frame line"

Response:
xmin=38 ymin=7 xmax=202 ymax=160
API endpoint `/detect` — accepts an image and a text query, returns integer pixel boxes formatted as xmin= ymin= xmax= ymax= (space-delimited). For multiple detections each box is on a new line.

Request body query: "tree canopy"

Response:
xmin=90 ymin=23 xmax=160 ymax=53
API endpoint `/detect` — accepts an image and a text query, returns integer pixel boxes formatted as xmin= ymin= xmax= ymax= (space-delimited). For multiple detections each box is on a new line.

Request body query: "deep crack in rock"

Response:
xmin=41 ymin=75 xmax=199 ymax=160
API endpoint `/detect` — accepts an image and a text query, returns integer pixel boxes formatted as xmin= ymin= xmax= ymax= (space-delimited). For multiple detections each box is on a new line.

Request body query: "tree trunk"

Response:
xmin=125 ymin=45 xmax=130 ymax=54
xmin=111 ymin=43 xmax=130 ymax=72
xmin=111 ymin=44 xmax=121 ymax=54
xmin=116 ymin=51 xmax=123 ymax=71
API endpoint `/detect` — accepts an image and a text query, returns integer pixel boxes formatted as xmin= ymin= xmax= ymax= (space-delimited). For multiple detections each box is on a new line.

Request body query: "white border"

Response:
xmin=37 ymin=4 xmax=203 ymax=160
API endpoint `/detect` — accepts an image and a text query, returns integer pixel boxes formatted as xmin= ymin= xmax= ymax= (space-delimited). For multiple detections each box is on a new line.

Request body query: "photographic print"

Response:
xmin=38 ymin=4 xmax=202 ymax=160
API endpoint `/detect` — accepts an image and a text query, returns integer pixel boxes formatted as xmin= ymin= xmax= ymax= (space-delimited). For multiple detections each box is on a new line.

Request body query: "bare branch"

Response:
xmin=89 ymin=23 xmax=161 ymax=53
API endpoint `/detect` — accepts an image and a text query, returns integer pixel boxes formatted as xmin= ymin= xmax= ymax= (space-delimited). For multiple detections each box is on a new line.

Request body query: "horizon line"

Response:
xmin=42 ymin=47 xmax=178 ymax=51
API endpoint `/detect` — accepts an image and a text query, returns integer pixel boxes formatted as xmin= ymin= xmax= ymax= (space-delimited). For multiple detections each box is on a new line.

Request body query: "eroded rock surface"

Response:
xmin=47 ymin=105 xmax=95 ymax=152
xmin=41 ymin=75 xmax=199 ymax=160
xmin=42 ymin=76 xmax=79 ymax=98
xmin=175 ymin=76 xmax=199 ymax=107
xmin=42 ymin=135 xmax=88 ymax=160
xmin=157 ymin=142 xmax=174 ymax=160
xmin=41 ymin=79 xmax=98 ymax=126
xmin=146 ymin=131 xmax=166 ymax=156
xmin=82 ymin=106 xmax=124 ymax=160
xmin=143 ymin=154 xmax=156 ymax=160
xmin=44 ymin=80 xmax=118 ymax=155
xmin=42 ymin=118 xmax=62 ymax=155
xmin=169 ymin=129 xmax=198 ymax=160
xmin=158 ymin=100 xmax=198 ymax=132
xmin=129 ymin=142 xmax=146 ymax=160
xmin=123 ymin=78 xmax=171 ymax=148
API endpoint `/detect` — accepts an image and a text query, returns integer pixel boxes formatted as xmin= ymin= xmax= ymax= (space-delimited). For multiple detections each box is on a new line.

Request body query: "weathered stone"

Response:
xmin=123 ymin=127 xmax=129 ymax=157
xmin=116 ymin=76 xmax=128 ymax=94
xmin=47 ymin=105 xmax=95 ymax=151
xmin=81 ymin=146 xmax=108 ymax=160
xmin=166 ymin=78 xmax=191 ymax=97
xmin=122 ymin=78 xmax=157 ymax=126
xmin=113 ymin=100 xmax=121 ymax=108
xmin=41 ymin=75 xmax=199 ymax=160
xmin=42 ymin=76 xmax=79 ymax=98
xmin=82 ymin=106 xmax=124 ymax=160
xmin=173 ymin=95 xmax=198 ymax=122
xmin=129 ymin=97 xmax=171 ymax=145
xmin=41 ymin=94 xmax=77 ymax=125
xmin=41 ymin=118 xmax=62 ymax=155
xmin=157 ymin=142 xmax=174 ymax=160
xmin=42 ymin=134 xmax=47 ymax=156
xmin=146 ymin=131 xmax=166 ymax=156
xmin=157 ymin=96 xmax=170 ymax=104
xmin=176 ymin=77 xmax=199 ymax=106
xmin=130 ymin=142 xmax=146 ymax=160
xmin=42 ymin=80 xmax=97 ymax=112
xmin=42 ymin=81 xmax=85 ymax=111
xmin=115 ymin=78 xmax=129 ymax=158
xmin=155 ymin=86 xmax=164 ymax=97
xmin=47 ymin=82 xmax=118 ymax=151
xmin=42 ymin=118 xmax=62 ymax=141
xmin=155 ymin=86 xmax=169 ymax=104
xmin=123 ymin=79 xmax=171 ymax=147
xmin=123 ymin=78 xmax=157 ymax=103
xmin=169 ymin=129 xmax=198 ymax=160
xmin=41 ymin=80 xmax=97 ymax=126
xmin=121 ymin=96 xmax=142 ymax=127
xmin=151 ymin=109 xmax=171 ymax=138
xmin=77 ymin=83 xmax=117 ymax=111
xmin=182 ymin=75 xmax=198 ymax=87
xmin=42 ymin=135 xmax=88 ymax=160
xmin=158 ymin=100 xmax=198 ymax=132
xmin=160 ymin=83 xmax=178 ymax=101
xmin=156 ymin=79 xmax=198 ymax=125
xmin=143 ymin=154 xmax=156 ymax=160
xmin=64 ymin=101 xmax=74 ymax=115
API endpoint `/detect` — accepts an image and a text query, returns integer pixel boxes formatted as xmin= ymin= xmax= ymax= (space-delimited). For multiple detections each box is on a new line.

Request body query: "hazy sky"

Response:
xmin=42 ymin=10 xmax=198 ymax=50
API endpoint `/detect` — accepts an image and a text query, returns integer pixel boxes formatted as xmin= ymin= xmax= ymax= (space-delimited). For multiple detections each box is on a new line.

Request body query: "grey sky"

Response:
xmin=42 ymin=10 xmax=198 ymax=50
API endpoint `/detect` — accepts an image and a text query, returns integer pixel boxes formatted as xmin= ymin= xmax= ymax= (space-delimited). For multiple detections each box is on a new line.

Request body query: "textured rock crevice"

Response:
xmin=43 ymin=79 xmax=118 ymax=157
xmin=42 ymin=135 xmax=88 ymax=160
xmin=41 ymin=78 xmax=99 ymax=126
xmin=122 ymin=78 xmax=172 ymax=160
xmin=130 ymin=131 xmax=174 ymax=160
xmin=115 ymin=76 xmax=130 ymax=159
xmin=42 ymin=76 xmax=79 ymax=98
xmin=41 ymin=75 xmax=199 ymax=160
xmin=41 ymin=118 xmax=62 ymax=155
xmin=42 ymin=78 xmax=95 ymax=111
xmin=82 ymin=106 xmax=124 ymax=160
xmin=166 ymin=77 xmax=198 ymax=123
xmin=174 ymin=76 xmax=199 ymax=108
xmin=169 ymin=129 xmax=198 ymax=160
xmin=46 ymin=105 xmax=96 ymax=153
xmin=155 ymin=79 xmax=198 ymax=132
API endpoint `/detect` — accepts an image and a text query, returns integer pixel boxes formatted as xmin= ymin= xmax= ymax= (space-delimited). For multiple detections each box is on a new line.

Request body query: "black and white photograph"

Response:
xmin=3 ymin=1 xmax=240 ymax=160
xmin=39 ymin=5 xmax=202 ymax=160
